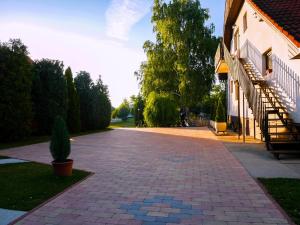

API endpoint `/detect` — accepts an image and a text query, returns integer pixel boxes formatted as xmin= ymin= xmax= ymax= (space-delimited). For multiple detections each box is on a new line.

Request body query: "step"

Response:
xmin=269 ymin=132 xmax=300 ymax=135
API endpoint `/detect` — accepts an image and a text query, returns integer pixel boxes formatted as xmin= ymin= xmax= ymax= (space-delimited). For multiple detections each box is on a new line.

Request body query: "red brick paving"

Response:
xmin=1 ymin=128 xmax=290 ymax=225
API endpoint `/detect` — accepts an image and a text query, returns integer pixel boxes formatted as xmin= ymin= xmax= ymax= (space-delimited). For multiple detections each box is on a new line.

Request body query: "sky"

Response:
xmin=0 ymin=0 xmax=224 ymax=107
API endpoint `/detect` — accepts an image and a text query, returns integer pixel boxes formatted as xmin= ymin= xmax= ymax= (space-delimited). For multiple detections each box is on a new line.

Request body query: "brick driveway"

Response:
xmin=1 ymin=128 xmax=290 ymax=225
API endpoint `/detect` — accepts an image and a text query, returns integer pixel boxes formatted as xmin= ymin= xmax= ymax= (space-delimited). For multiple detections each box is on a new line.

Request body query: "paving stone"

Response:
xmin=0 ymin=128 xmax=291 ymax=225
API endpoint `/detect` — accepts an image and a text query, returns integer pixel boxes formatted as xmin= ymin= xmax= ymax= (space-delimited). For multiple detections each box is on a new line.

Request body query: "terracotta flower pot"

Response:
xmin=52 ymin=159 xmax=73 ymax=176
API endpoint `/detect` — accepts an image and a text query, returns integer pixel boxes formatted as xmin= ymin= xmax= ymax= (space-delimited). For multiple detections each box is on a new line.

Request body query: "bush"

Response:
xmin=50 ymin=116 xmax=70 ymax=162
xmin=215 ymin=97 xmax=226 ymax=122
xmin=144 ymin=92 xmax=178 ymax=127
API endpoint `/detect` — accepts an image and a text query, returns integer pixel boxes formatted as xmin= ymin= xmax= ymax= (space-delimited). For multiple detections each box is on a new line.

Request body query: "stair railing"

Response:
xmin=222 ymin=42 xmax=268 ymax=140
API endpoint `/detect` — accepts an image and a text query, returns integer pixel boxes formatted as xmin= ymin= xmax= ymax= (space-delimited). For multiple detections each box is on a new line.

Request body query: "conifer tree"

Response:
xmin=65 ymin=67 xmax=81 ymax=133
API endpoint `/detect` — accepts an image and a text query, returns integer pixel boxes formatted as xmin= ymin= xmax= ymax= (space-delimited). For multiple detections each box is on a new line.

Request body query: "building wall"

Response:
xmin=226 ymin=0 xmax=300 ymax=135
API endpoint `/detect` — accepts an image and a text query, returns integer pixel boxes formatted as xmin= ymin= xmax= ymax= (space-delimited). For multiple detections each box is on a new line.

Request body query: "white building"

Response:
xmin=215 ymin=0 xmax=300 ymax=158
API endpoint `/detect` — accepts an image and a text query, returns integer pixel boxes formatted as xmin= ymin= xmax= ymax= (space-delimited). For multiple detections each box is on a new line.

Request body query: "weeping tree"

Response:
xmin=137 ymin=0 xmax=219 ymax=114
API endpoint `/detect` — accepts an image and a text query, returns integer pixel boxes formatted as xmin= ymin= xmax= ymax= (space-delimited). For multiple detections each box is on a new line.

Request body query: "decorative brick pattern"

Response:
xmin=1 ymin=128 xmax=291 ymax=225
xmin=120 ymin=195 xmax=202 ymax=224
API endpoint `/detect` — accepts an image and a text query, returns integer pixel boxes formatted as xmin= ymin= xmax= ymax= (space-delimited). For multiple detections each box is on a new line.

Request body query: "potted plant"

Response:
xmin=50 ymin=116 xmax=73 ymax=176
xmin=215 ymin=97 xmax=227 ymax=133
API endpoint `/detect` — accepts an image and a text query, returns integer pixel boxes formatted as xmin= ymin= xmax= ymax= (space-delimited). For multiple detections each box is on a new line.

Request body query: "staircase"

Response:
xmin=220 ymin=41 xmax=300 ymax=159
xmin=241 ymin=59 xmax=300 ymax=159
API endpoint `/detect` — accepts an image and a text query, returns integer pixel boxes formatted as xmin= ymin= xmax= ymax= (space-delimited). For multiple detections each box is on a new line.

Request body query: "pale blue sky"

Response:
xmin=0 ymin=0 xmax=224 ymax=106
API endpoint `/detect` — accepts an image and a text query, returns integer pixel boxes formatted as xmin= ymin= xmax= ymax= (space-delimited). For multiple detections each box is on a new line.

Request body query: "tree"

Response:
xmin=32 ymin=59 xmax=67 ymax=134
xmin=117 ymin=99 xmax=130 ymax=121
xmin=50 ymin=116 xmax=70 ymax=162
xmin=65 ymin=67 xmax=81 ymax=133
xmin=215 ymin=96 xmax=226 ymax=122
xmin=132 ymin=95 xmax=145 ymax=126
xmin=0 ymin=39 xmax=33 ymax=141
xmin=144 ymin=92 xmax=179 ymax=127
xmin=137 ymin=0 xmax=219 ymax=113
xmin=74 ymin=71 xmax=94 ymax=131
xmin=93 ymin=76 xmax=112 ymax=129
xmin=74 ymin=72 xmax=111 ymax=131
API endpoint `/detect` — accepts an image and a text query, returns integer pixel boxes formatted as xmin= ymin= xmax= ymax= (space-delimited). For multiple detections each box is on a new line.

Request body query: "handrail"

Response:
xmin=272 ymin=55 xmax=300 ymax=106
xmin=242 ymin=40 xmax=300 ymax=108
xmin=222 ymin=41 xmax=267 ymax=138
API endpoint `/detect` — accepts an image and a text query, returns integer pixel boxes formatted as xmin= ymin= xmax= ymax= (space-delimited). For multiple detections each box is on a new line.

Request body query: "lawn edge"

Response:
xmin=255 ymin=178 xmax=296 ymax=225
xmin=8 ymin=171 xmax=94 ymax=225
xmin=219 ymin=137 xmax=295 ymax=225
xmin=0 ymin=128 xmax=113 ymax=151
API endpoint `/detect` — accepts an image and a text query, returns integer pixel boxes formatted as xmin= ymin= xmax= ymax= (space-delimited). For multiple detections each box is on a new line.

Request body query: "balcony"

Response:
xmin=215 ymin=42 xmax=229 ymax=74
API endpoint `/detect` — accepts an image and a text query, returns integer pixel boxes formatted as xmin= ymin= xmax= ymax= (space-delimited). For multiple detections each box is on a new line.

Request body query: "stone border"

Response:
xmin=255 ymin=178 xmax=296 ymax=225
xmin=219 ymin=139 xmax=295 ymax=225
xmin=8 ymin=172 xmax=94 ymax=225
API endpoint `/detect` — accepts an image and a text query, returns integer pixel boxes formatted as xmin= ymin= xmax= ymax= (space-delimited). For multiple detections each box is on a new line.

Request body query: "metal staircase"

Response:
xmin=241 ymin=60 xmax=300 ymax=159
xmin=220 ymin=41 xmax=300 ymax=159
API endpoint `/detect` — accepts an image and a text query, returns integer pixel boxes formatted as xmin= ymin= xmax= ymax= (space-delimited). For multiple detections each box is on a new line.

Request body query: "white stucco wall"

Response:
xmin=227 ymin=0 xmax=300 ymax=123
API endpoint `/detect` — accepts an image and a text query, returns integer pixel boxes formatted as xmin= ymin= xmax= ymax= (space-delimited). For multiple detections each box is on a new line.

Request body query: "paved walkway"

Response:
xmin=0 ymin=128 xmax=291 ymax=225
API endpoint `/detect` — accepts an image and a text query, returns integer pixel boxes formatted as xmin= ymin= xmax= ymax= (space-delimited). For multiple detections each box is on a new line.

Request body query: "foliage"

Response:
xmin=112 ymin=108 xmax=119 ymax=119
xmin=110 ymin=118 xmax=135 ymax=128
xmin=50 ymin=116 xmax=70 ymax=162
xmin=215 ymin=97 xmax=226 ymax=122
xmin=0 ymin=161 xmax=90 ymax=211
xmin=32 ymin=59 xmax=67 ymax=135
xmin=74 ymin=71 xmax=94 ymax=131
xmin=132 ymin=95 xmax=145 ymax=126
xmin=92 ymin=76 xmax=112 ymax=129
xmin=0 ymin=39 xmax=33 ymax=141
xmin=144 ymin=92 xmax=179 ymax=127
xmin=198 ymin=85 xmax=225 ymax=120
xmin=74 ymin=72 xmax=111 ymax=131
xmin=65 ymin=67 xmax=81 ymax=133
xmin=137 ymin=0 xmax=219 ymax=111
xmin=259 ymin=178 xmax=300 ymax=225
xmin=116 ymin=99 xmax=130 ymax=121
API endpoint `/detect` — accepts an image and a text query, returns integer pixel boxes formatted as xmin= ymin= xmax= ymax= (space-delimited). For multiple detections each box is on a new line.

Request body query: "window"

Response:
xmin=234 ymin=29 xmax=239 ymax=51
xmin=264 ymin=49 xmax=272 ymax=75
xmin=243 ymin=12 xmax=248 ymax=32
xmin=235 ymin=81 xmax=239 ymax=100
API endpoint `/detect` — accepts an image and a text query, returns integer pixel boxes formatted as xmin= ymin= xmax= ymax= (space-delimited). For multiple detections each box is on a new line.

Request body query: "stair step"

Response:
xmin=268 ymin=118 xmax=292 ymax=121
xmin=268 ymin=150 xmax=300 ymax=154
xmin=268 ymin=124 xmax=291 ymax=128
xmin=269 ymin=132 xmax=300 ymax=135
xmin=267 ymin=111 xmax=289 ymax=115
xmin=266 ymin=106 xmax=285 ymax=109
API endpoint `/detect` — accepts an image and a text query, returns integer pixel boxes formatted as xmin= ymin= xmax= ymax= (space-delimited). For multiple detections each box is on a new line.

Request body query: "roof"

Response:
xmin=248 ymin=0 xmax=300 ymax=48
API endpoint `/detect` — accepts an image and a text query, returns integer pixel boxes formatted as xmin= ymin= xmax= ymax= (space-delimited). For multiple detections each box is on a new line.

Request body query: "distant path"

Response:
xmin=1 ymin=127 xmax=290 ymax=225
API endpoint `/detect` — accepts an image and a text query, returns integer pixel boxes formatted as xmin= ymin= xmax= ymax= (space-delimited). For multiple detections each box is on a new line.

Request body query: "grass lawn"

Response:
xmin=0 ymin=162 xmax=90 ymax=211
xmin=0 ymin=128 xmax=112 ymax=151
xmin=110 ymin=118 xmax=135 ymax=128
xmin=259 ymin=178 xmax=300 ymax=225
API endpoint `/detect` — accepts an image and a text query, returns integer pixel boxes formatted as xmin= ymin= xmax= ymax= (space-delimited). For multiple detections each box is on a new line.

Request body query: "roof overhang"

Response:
xmin=223 ymin=0 xmax=244 ymax=49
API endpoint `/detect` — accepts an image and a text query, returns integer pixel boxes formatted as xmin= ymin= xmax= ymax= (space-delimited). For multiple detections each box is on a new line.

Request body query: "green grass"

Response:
xmin=259 ymin=178 xmax=300 ymax=224
xmin=0 ymin=162 xmax=90 ymax=211
xmin=110 ymin=118 xmax=135 ymax=128
xmin=0 ymin=128 xmax=112 ymax=151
